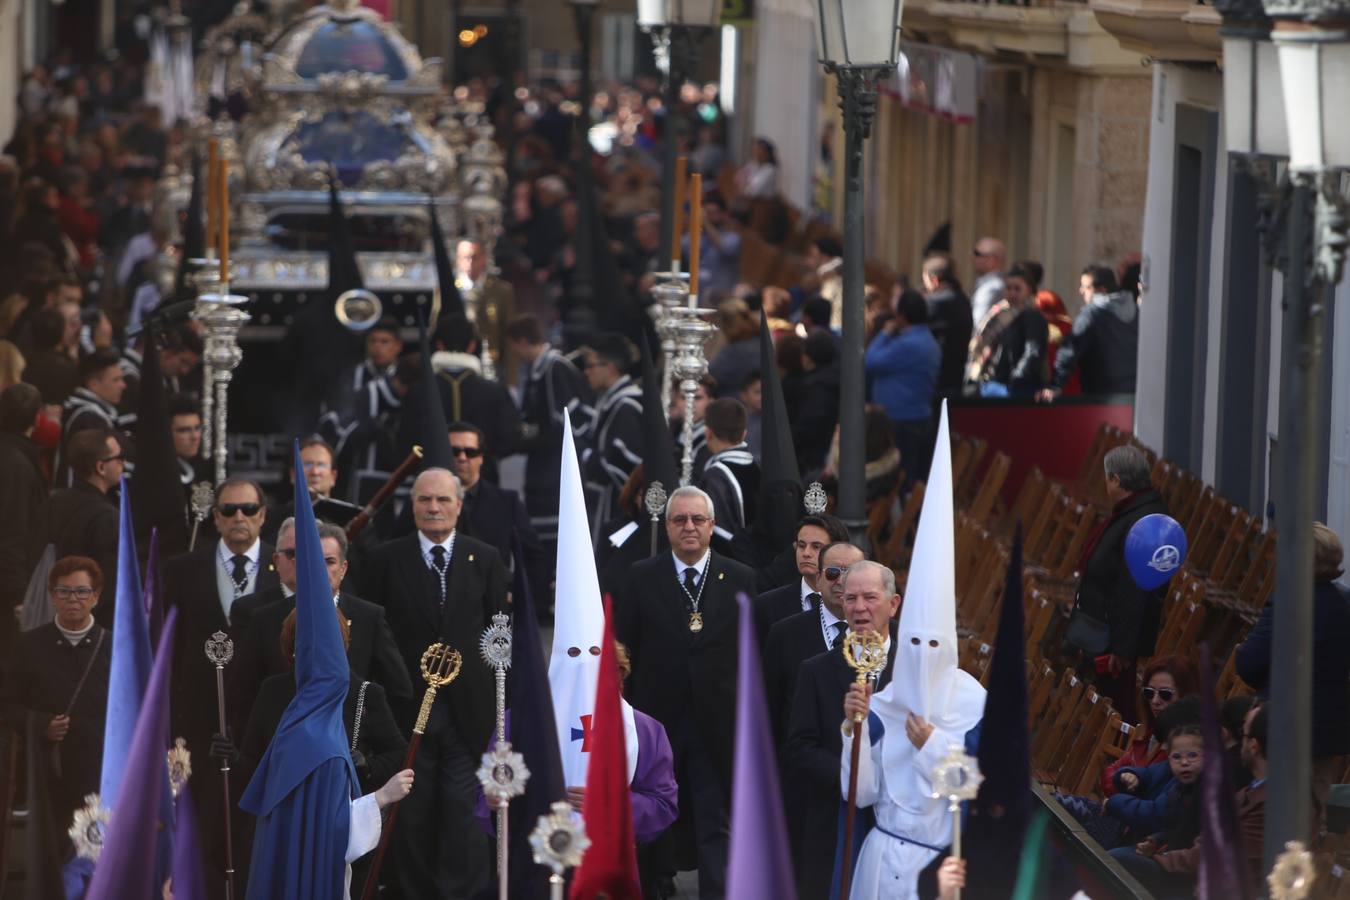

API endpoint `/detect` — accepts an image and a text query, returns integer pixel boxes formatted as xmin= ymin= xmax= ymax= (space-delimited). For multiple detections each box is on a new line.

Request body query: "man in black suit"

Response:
xmin=752 ymin=514 xmax=848 ymax=644
xmin=225 ymin=517 xmax=412 ymax=739
xmin=763 ymin=541 xmax=863 ymax=746
xmin=359 ymin=467 xmax=508 ymax=899
xmin=162 ymin=476 xmax=278 ymax=900
xmin=616 ymin=485 xmax=757 ymax=900
xmin=785 ymin=559 xmax=900 ymax=899
xmin=448 ymin=421 xmax=550 ymax=608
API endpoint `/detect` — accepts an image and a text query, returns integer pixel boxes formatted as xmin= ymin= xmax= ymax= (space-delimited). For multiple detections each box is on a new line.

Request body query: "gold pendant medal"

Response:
xmin=689 ymin=612 xmax=704 ymax=633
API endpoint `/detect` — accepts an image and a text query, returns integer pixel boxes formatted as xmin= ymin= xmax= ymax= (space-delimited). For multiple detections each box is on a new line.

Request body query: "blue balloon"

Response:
xmin=1125 ymin=514 xmax=1189 ymax=590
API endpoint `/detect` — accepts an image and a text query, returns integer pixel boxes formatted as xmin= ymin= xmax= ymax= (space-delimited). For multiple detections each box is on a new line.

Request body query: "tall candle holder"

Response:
xmin=649 ymin=271 xmax=689 ymax=418
xmin=669 ymin=305 xmax=714 ymax=486
xmin=192 ymin=259 xmax=250 ymax=487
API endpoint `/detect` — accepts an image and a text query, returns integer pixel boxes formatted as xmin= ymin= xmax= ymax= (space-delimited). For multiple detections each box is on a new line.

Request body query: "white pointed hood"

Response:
xmin=870 ymin=402 xmax=985 ymax=802
xmin=549 ymin=410 xmax=638 ymax=785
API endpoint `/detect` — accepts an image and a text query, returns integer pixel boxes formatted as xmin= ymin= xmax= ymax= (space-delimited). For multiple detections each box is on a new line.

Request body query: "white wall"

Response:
xmin=749 ymin=0 xmax=818 ymax=211
xmin=1135 ymin=61 xmax=1349 ymax=532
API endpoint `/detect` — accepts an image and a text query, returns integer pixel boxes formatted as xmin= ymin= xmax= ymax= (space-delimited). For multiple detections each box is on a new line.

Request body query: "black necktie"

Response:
xmin=682 ymin=567 xmax=699 ymax=595
xmin=230 ymin=555 xmax=249 ymax=591
xmin=830 ymin=622 xmax=847 ymax=650
xmin=430 ymin=545 xmax=448 ymax=606
xmin=806 ymin=592 xmax=822 ymax=610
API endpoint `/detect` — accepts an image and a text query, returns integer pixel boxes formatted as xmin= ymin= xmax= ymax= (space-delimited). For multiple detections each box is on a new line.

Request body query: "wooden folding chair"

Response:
xmin=967 ymin=451 xmax=1011 ymax=527
xmin=880 ymin=480 xmax=926 ymax=570
xmin=996 ymin=465 xmax=1050 ymax=542
xmin=866 ymin=487 xmax=898 ymax=551
xmin=1026 ymin=662 xmax=1059 ymax=731
xmin=1074 ymin=716 xmax=1136 ymax=798
xmin=1033 ymin=670 xmax=1087 ymax=773
xmin=1058 ymin=698 xmax=1120 ymax=795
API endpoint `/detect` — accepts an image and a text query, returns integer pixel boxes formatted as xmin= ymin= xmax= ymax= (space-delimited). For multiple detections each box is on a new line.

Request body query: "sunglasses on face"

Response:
xmin=218 ymin=503 xmax=263 ymax=517
xmin=451 ymin=446 xmax=483 ymax=458
xmin=670 ymin=514 xmax=709 ymax=527
xmin=822 ymin=565 xmax=849 ymax=582
xmin=53 ymin=585 xmax=95 ymax=599
xmin=1142 ymin=687 xmax=1176 ymax=702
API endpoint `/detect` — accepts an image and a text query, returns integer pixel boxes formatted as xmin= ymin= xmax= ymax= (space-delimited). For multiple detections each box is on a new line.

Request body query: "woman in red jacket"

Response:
xmin=1098 ymin=655 xmax=1200 ymax=797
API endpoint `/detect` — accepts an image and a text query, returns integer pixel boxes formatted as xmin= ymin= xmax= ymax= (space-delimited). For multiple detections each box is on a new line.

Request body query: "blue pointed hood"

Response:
xmin=241 ymin=440 xmax=357 ymax=816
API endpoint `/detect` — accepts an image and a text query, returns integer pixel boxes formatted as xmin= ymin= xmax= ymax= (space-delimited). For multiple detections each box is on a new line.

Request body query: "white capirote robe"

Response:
xmin=343 ymin=793 xmax=383 ymax=898
xmin=840 ymin=718 xmax=968 ymax=900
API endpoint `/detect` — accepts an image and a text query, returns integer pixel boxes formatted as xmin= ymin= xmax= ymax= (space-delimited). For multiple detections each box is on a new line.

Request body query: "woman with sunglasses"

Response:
xmin=1098 ymin=655 xmax=1199 ymax=798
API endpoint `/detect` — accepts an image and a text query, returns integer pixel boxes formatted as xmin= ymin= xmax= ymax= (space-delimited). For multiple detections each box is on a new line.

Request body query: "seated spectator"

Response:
xmin=796 ymin=239 xmax=842 ymax=327
xmin=684 ymin=191 xmax=741 ymax=300
xmin=1108 ymin=722 xmax=1207 ymax=898
xmin=1039 ymin=264 xmax=1140 ymax=399
xmin=1138 ymin=703 xmax=1275 ymax=895
xmin=1235 ymin=521 xmax=1350 ymax=819
xmin=735 ymin=137 xmax=779 ymax=200
xmin=1220 ymin=695 xmax=1257 ymax=788
xmin=1058 ymin=695 xmax=1201 ymax=850
xmin=1100 ymin=656 xmax=1200 ymax=796
xmin=0 ymin=556 xmax=111 ymax=863
xmin=864 ymin=289 xmax=940 ymax=481
xmin=1100 ymin=698 xmax=1202 ymax=841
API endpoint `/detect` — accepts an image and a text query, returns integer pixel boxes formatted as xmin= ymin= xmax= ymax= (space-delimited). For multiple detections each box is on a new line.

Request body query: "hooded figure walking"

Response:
xmin=839 ymin=403 xmax=986 ymax=899
xmin=240 ymin=441 xmax=413 ymax=898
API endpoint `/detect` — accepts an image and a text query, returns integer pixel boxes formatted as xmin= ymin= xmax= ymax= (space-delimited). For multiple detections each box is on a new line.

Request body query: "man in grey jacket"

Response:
xmin=1039 ymin=265 xmax=1139 ymax=399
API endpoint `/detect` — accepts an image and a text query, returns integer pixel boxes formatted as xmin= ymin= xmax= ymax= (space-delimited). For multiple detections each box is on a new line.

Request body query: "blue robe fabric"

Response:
xmin=239 ymin=442 xmax=360 ymax=899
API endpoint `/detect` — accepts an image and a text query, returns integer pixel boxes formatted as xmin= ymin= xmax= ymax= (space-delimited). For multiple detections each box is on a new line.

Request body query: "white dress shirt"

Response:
xmin=216 ymin=538 xmax=262 ymax=622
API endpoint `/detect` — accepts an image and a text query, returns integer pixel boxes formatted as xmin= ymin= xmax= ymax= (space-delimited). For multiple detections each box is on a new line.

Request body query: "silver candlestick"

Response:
xmin=478 ymin=612 xmax=514 ymax=900
xmin=189 ymin=259 xmax=220 ymax=459
xmin=193 ymin=263 xmax=250 ymax=487
xmin=529 ymin=800 xmax=590 ymax=900
xmin=670 ymin=306 xmax=715 ymax=486
xmin=650 ymin=272 xmax=689 ymax=417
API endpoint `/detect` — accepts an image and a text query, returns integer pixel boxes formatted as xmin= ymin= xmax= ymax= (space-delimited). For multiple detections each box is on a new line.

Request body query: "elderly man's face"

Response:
xmin=456 ymin=240 xmax=488 ymax=281
xmin=274 ymin=527 xmax=298 ymax=591
xmin=214 ymin=483 xmax=266 ymax=553
xmin=412 ymin=470 xmax=461 ymax=541
xmin=820 ymin=544 xmax=865 ymax=617
xmin=321 ymin=535 xmax=348 ymax=596
xmin=666 ymin=493 xmax=713 ymax=559
xmin=842 ymin=565 xmax=900 ymax=635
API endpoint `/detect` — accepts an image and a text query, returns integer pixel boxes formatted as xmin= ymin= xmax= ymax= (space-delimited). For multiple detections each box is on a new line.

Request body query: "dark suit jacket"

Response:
xmin=31 ymin=481 xmax=119 ymax=626
xmin=762 ymin=607 xmax=833 ymax=747
xmin=784 ymin=632 xmax=897 ymax=899
xmin=225 ymin=587 xmax=414 ymax=738
xmin=458 ymin=479 xmax=550 ymax=607
xmin=615 ymin=550 xmax=758 ymax=786
xmin=359 ymin=532 xmax=508 ymax=753
xmin=163 ymin=542 xmax=279 ymax=758
xmin=753 ymin=579 xmax=809 ymax=647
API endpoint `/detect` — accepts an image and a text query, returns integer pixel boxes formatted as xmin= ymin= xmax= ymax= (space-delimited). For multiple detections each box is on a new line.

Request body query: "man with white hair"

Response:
xmin=616 ymin=485 xmax=758 ymax=899
xmin=838 ymin=403 xmax=986 ymax=899
xmin=358 ymin=466 xmax=508 ymax=898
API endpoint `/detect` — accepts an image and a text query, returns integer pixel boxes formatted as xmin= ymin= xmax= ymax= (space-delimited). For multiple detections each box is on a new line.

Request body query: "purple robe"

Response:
xmin=475 ymin=709 xmax=678 ymax=843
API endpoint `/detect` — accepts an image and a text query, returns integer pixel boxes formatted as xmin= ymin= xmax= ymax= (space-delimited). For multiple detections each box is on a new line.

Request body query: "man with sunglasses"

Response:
xmin=968 ymin=236 xmax=1006 ymax=327
xmin=446 ymin=421 xmax=549 ymax=606
xmin=763 ymin=541 xmax=864 ymax=745
xmin=781 ymin=551 xmax=891 ymax=898
xmin=224 ymin=517 xmax=412 ymax=744
xmin=162 ymin=476 xmax=279 ymax=896
xmin=616 ymin=485 xmax=757 ymax=899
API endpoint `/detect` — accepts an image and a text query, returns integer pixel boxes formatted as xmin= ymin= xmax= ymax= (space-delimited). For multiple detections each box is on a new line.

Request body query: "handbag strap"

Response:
xmin=62 ymin=629 xmax=106 ymax=717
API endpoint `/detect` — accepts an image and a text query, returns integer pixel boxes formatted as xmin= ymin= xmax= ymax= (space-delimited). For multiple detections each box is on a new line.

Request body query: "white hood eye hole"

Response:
xmin=929 ymin=639 xmax=940 ymax=648
xmin=910 ymin=637 xmax=921 ymax=646
xmin=588 ymin=646 xmax=601 ymax=656
xmin=567 ymin=647 xmax=581 ymax=657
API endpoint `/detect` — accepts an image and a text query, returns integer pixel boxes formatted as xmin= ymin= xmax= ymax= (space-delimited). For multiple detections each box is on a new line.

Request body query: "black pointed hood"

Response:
xmin=416 ymin=309 xmax=454 ymax=472
xmin=327 ymin=173 xmax=364 ymax=295
xmin=128 ymin=321 xmax=189 ymax=558
xmin=639 ymin=333 xmax=678 ymax=494
xmin=759 ymin=315 xmax=799 ymax=487
xmin=174 ymin=151 xmax=204 ymax=302
xmin=428 ymin=197 xmax=465 ymax=321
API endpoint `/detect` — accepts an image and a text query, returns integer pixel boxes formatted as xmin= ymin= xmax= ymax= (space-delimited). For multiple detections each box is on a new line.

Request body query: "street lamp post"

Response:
xmin=638 ymin=1 xmax=725 ymax=287
xmin=811 ymin=1 xmax=904 ymax=545
xmin=1219 ymin=0 xmax=1350 ymax=873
